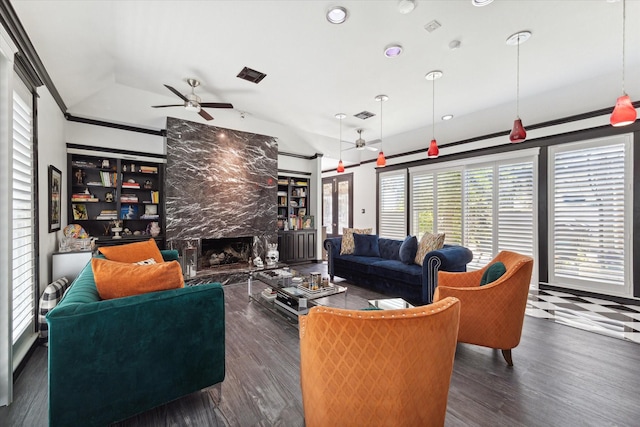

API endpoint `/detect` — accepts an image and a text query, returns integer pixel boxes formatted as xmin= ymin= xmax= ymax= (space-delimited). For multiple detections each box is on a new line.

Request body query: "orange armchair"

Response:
xmin=433 ymin=250 xmax=533 ymax=366
xmin=298 ymin=297 xmax=460 ymax=427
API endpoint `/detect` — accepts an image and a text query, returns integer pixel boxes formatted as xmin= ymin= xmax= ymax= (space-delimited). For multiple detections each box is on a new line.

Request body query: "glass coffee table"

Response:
xmin=249 ymin=268 xmax=347 ymax=320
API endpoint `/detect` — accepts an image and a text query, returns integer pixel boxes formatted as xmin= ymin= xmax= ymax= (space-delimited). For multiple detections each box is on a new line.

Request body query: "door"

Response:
xmin=322 ymin=174 xmax=353 ymax=237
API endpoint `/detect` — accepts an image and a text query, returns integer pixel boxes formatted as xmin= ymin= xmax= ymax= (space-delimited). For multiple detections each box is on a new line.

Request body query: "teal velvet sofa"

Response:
xmin=46 ymin=249 xmax=225 ymax=427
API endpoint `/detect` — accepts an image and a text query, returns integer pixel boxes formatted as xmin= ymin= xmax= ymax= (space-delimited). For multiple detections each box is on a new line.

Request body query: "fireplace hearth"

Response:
xmin=201 ymin=236 xmax=253 ymax=269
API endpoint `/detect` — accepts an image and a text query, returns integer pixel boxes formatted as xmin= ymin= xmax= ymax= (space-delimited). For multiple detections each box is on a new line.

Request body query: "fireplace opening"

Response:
xmin=201 ymin=236 xmax=253 ymax=269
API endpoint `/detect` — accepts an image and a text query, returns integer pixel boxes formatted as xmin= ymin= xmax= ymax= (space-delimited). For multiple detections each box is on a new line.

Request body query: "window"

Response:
xmin=548 ymin=136 xmax=632 ymax=297
xmin=464 ymin=165 xmax=493 ymax=269
xmin=11 ymin=79 xmax=37 ymax=360
xmin=378 ymin=171 xmax=406 ymax=239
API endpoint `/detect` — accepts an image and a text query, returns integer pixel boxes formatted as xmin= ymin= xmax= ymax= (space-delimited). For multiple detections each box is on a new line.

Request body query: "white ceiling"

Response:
xmin=10 ymin=0 xmax=640 ymax=169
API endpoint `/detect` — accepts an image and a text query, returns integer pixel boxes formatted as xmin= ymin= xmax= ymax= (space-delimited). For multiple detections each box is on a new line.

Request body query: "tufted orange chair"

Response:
xmin=433 ymin=250 xmax=533 ymax=366
xmin=298 ymin=297 xmax=460 ymax=427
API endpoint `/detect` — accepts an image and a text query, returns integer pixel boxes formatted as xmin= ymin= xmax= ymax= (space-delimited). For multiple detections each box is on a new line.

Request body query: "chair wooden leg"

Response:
xmin=501 ymin=349 xmax=513 ymax=366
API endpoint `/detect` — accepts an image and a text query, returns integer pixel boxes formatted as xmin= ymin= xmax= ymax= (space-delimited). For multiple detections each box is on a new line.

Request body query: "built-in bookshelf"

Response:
xmin=277 ymin=175 xmax=312 ymax=231
xmin=67 ymin=145 xmax=166 ymax=247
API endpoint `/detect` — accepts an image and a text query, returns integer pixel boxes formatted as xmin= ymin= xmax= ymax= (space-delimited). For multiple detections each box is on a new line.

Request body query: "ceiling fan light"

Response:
xmin=377 ymin=151 xmax=386 ymax=167
xmin=337 ymin=159 xmax=345 ymax=173
xmin=610 ymin=94 xmax=637 ymax=126
xmin=509 ymin=118 xmax=527 ymax=143
xmin=185 ymin=100 xmax=201 ymax=113
xmin=427 ymin=139 xmax=439 ymax=158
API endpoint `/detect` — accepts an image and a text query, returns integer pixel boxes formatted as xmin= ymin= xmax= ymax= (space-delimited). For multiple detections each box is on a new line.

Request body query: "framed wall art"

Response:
xmin=49 ymin=165 xmax=62 ymax=232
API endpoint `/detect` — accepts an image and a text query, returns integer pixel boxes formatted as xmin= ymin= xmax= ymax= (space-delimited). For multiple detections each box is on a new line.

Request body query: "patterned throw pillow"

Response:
xmin=414 ymin=232 xmax=445 ymax=266
xmin=38 ymin=277 xmax=70 ymax=339
xmin=340 ymin=228 xmax=373 ymax=255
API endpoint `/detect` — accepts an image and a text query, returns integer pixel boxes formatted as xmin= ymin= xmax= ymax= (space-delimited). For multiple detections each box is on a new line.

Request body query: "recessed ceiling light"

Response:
xmin=335 ymin=113 xmax=347 ymax=119
xmin=448 ymin=40 xmax=461 ymax=50
xmin=472 ymin=0 xmax=494 ymax=6
xmin=384 ymin=44 xmax=403 ymax=58
xmin=442 ymin=114 xmax=454 ymax=121
xmin=326 ymin=6 xmax=348 ymax=24
xmin=397 ymin=0 xmax=416 ymax=14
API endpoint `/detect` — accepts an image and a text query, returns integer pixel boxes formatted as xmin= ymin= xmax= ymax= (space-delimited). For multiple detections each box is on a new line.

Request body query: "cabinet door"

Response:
xmin=305 ymin=231 xmax=316 ymax=260
xmin=283 ymin=232 xmax=296 ymax=262
xmin=294 ymin=232 xmax=306 ymax=260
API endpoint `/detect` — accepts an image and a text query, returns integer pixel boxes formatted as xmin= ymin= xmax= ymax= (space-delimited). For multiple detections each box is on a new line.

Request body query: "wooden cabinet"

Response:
xmin=67 ymin=145 xmax=166 ymax=248
xmin=278 ymin=230 xmax=316 ymax=264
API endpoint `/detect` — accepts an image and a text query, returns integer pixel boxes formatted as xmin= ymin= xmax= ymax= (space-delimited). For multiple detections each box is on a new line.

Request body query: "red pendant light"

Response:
xmin=335 ymin=113 xmax=346 ymax=173
xmin=506 ymin=31 xmax=531 ymax=143
xmin=374 ymin=94 xmax=388 ymax=167
xmin=509 ymin=118 xmax=527 ymax=143
xmin=611 ymin=95 xmax=637 ymax=126
xmin=425 ymin=70 xmax=443 ymax=158
xmin=427 ymin=139 xmax=439 ymax=158
xmin=611 ymin=0 xmax=637 ymax=127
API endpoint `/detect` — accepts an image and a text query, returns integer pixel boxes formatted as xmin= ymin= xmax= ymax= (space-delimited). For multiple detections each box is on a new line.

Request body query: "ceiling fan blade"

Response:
xmin=199 ymin=102 xmax=234 ymax=109
xmin=151 ymin=104 xmax=184 ymax=108
xmin=365 ymin=146 xmax=379 ymax=151
xmin=199 ymin=109 xmax=214 ymax=121
xmin=164 ymin=84 xmax=189 ymax=102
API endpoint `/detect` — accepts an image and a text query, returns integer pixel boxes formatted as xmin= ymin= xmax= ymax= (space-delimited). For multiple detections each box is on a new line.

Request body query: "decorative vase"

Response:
xmin=149 ymin=222 xmax=160 ymax=237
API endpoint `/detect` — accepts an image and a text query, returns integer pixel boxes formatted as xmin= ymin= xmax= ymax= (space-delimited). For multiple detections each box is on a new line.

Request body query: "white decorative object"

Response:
xmin=253 ymin=257 xmax=264 ymax=268
xmin=265 ymin=243 xmax=279 ymax=266
xmin=149 ymin=221 xmax=160 ymax=237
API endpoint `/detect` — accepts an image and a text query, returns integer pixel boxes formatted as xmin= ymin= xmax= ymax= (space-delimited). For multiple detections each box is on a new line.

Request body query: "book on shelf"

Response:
xmin=96 ymin=214 xmax=118 ymax=220
xmin=72 ymin=160 xmax=98 ymax=168
xmin=150 ymin=191 xmax=159 ymax=203
xmin=71 ymin=197 xmax=98 ymax=202
xmin=140 ymin=214 xmax=159 ymax=219
xmin=86 ymin=181 xmax=103 ymax=186
xmin=295 ymin=181 xmax=308 ymax=186
xmin=140 ymin=165 xmax=158 ymax=174
xmin=120 ymin=193 xmax=139 ymax=203
xmin=100 ymin=171 xmax=117 ymax=187
xmin=122 ymin=182 xmax=140 ymax=189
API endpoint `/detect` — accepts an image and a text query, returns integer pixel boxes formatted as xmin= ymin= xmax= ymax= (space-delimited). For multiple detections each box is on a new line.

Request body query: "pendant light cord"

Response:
xmin=380 ymin=100 xmax=383 ymax=151
xmin=339 ymin=117 xmax=342 ymax=158
xmin=516 ymin=37 xmax=520 ymax=118
xmin=622 ymin=0 xmax=626 ymax=95
xmin=432 ymin=78 xmax=436 ymax=139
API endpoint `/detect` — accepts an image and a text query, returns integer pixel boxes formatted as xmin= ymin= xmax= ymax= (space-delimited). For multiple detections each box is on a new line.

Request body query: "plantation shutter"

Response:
xmin=378 ymin=171 xmax=406 ymax=239
xmin=464 ymin=166 xmax=493 ymax=269
xmin=435 ymin=170 xmax=462 ymax=244
xmin=498 ymin=161 xmax=535 ymax=257
xmin=12 ymin=88 xmax=36 ymax=347
xmin=411 ymin=173 xmax=434 ymax=238
xmin=550 ymin=140 xmax=628 ymax=293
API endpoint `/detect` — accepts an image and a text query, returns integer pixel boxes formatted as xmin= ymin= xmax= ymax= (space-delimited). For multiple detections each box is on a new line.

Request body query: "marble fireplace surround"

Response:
xmin=164 ymin=117 xmax=278 ymax=266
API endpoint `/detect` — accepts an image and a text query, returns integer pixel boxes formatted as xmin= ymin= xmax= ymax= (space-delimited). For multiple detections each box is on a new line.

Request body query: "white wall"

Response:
xmin=37 ymin=88 xmax=67 ymax=291
xmin=65 ymin=121 xmax=165 ymax=155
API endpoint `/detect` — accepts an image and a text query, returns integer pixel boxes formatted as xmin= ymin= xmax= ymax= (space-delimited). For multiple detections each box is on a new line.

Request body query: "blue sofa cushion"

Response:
xmin=399 ymin=235 xmax=418 ymax=264
xmin=369 ymin=260 xmax=422 ymax=287
xmin=480 ymin=261 xmax=507 ymax=286
xmin=334 ymin=255 xmax=380 ymax=275
xmin=353 ymin=233 xmax=380 ymax=257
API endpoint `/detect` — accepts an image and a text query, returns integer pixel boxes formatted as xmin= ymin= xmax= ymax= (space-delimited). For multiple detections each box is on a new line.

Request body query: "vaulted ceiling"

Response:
xmin=10 ymin=0 xmax=640 ymax=169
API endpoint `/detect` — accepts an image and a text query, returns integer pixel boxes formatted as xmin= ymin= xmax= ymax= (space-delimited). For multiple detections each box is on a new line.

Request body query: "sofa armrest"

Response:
xmin=47 ymin=283 xmax=225 ymax=427
xmin=421 ymin=245 xmax=473 ymax=304
xmin=324 ymin=237 xmax=342 ymax=278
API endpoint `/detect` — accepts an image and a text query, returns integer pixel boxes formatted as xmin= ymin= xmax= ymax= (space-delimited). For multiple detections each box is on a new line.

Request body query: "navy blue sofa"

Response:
xmin=324 ymin=237 xmax=473 ymax=305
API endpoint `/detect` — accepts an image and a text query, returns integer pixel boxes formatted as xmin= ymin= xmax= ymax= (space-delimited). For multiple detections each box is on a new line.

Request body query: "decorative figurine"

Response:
xmin=75 ymin=169 xmax=85 ymax=184
xmin=104 ymin=191 xmax=114 ymax=202
xmin=101 ymin=159 xmax=110 ymax=168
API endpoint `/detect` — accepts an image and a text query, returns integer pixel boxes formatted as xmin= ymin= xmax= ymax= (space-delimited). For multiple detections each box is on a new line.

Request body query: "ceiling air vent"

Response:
xmin=354 ymin=111 xmax=375 ymax=120
xmin=237 ymin=66 xmax=267 ymax=84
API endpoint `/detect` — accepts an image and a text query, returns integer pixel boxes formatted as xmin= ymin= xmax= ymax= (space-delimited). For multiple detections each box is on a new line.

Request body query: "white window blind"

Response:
xmin=498 ymin=161 xmax=535 ymax=257
xmin=411 ymin=173 xmax=433 ymax=237
xmin=436 ymin=170 xmax=462 ymax=244
xmin=464 ymin=166 xmax=493 ymax=269
xmin=12 ymin=90 xmax=35 ymax=345
xmin=549 ymin=138 xmax=629 ymax=295
xmin=379 ymin=171 xmax=406 ymax=239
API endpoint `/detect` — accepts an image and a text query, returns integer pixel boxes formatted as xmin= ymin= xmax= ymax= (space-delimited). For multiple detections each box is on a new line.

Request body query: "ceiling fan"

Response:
xmin=151 ymin=78 xmax=233 ymax=121
xmin=345 ymin=129 xmax=379 ymax=151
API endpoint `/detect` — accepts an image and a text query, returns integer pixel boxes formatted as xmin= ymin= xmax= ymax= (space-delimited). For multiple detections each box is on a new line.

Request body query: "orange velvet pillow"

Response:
xmin=92 ymin=258 xmax=184 ymax=300
xmin=98 ymin=238 xmax=164 ymax=264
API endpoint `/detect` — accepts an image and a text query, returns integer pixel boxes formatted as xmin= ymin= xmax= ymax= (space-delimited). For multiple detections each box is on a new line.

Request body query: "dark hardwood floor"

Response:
xmin=1 ymin=262 xmax=639 ymax=426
